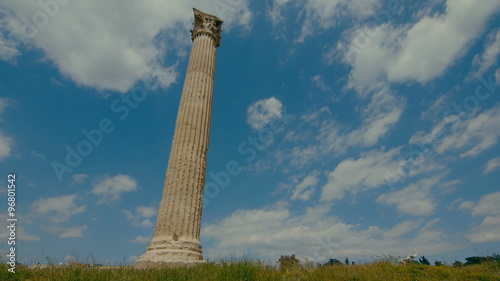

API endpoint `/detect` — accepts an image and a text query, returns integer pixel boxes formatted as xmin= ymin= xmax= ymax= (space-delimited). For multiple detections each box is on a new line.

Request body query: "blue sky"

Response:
xmin=0 ymin=0 xmax=499 ymax=265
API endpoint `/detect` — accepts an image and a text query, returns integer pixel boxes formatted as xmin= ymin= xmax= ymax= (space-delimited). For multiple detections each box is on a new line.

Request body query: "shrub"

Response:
xmin=465 ymin=256 xmax=495 ymax=265
xmin=434 ymin=261 xmax=445 ymax=266
xmin=419 ymin=256 xmax=430 ymax=265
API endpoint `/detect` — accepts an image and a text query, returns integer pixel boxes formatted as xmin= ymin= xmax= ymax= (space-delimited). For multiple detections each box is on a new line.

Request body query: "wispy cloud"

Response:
xmin=468 ymin=29 xmax=500 ymax=79
xmin=0 ymin=215 xmax=40 ymax=242
xmin=31 ymin=194 xmax=86 ymax=223
xmin=460 ymin=192 xmax=500 ymax=243
xmin=269 ymin=0 xmax=382 ymax=43
xmin=484 ymin=157 xmax=500 ymax=175
xmin=129 ymin=235 xmax=151 ymax=244
xmin=0 ymin=32 xmax=20 ymax=61
xmin=411 ymin=105 xmax=500 ymax=158
xmin=247 ymin=97 xmax=283 ymax=130
xmin=377 ymin=175 xmax=447 ymax=216
xmin=0 ymin=98 xmax=13 ymax=162
xmin=339 ymin=0 xmax=500 ymax=94
xmin=72 ymin=173 xmax=89 ymax=184
xmin=259 ymin=87 xmax=404 ymax=172
xmin=123 ymin=205 xmax=157 ymax=228
xmin=320 ymin=147 xmax=402 ymax=201
xmin=310 ymin=75 xmax=331 ymax=92
xmin=91 ymin=174 xmax=138 ymax=204
xmin=0 ymin=0 xmax=252 ymax=93
xmin=0 ymin=132 xmax=13 ymax=162
xmin=50 ymin=226 xmax=88 ymax=238
xmin=31 ymin=150 xmax=46 ymax=159
xmin=277 ymin=170 xmax=321 ymax=201
xmin=202 ymin=202 xmax=462 ymax=261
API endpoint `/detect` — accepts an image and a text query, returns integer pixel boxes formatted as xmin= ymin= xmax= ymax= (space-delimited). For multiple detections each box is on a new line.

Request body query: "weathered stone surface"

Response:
xmin=135 ymin=8 xmax=222 ymax=268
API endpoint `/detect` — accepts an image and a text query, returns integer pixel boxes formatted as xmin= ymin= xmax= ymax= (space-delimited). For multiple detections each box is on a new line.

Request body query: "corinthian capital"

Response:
xmin=191 ymin=8 xmax=223 ymax=47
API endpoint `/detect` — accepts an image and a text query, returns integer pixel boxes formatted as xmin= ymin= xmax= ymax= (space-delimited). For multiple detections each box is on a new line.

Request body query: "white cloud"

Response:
xmin=31 ymin=194 xmax=86 ymax=223
xmin=270 ymin=0 xmax=381 ymax=42
xmin=0 ymin=214 xmax=40 ymax=242
xmin=460 ymin=192 xmax=500 ymax=243
xmin=51 ymin=77 xmax=63 ymax=86
xmin=469 ymin=216 xmax=500 ymax=243
xmin=337 ymin=24 xmax=398 ymax=94
xmin=273 ymin=88 xmax=404 ymax=170
xmin=123 ymin=205 xmax=156 ymax=228
xmin=338 ymin=89 xmax=402 ymax=148
xmin=72 ymin=173 xmax=89 ymax=184
xmin=484 ymin=157 xmax=500 ymax=175
xmin=320 ymin=147 xmax=402 ymax=201
xmin=92 ymin=174 xmax=138 ymax=204
xmin=458 ymin=200 xmax=474 ymax=211
xmin=202 ymin=202 xmax=463 ymax=262
xmin=420 ymin=93 xmax=452 ymax=121
xmin=0 ymin=31 xmax=19 ymax=61
xmin=135 ymin=206 xmax=157 ymax=217
xmin=0 ymin=97 xmax=8 ymax=116
xmin=247 ymin=97 xmax=283 ymax=130
xmin=0 ymin=1 xmax=252 ymax=93
xmin=469 ymin=29 xmax=500 ymax=79
xmin=376 ymin=176 xmax=443 ymax=216
xmin=51 ymin=226 xmax=88 ymax=238
xmin=0 ymin=98 xmax=13 ymax=162
xmin=310 ymin=75 xmax=331 ymax=92
xmin=411 ymin=105 xmax=500 ymax=158
xmin=129 ymin=235 xmax=152 ymax=244
xmin=0 ymin=132 xmax=13 ymax=162
xmin=217 ymin=0 xmax=253 ymax=32
xmin=300 ymin=106 xmax=331 ymax=124
xmin=18 ymin=227 xmax=40 ymax=241
xmin=267 ymin=0 xmax=292 ymax=32
xmin=311 ymin=0 xmax=378 ymax=26
xmin=340 ymin=0 xmax=500 ymax=94
xmin=31 ymin=150 xmax=46 ymax=159
xmin=289 ymin=145 xmax=321 ymax=168
xmin=344 ymin=88 xmax=404 ymax=147
xmin=290 ymin=170 xmax=320 ymax=201
xmin=469 ymin=192 xmax=500 ymax=217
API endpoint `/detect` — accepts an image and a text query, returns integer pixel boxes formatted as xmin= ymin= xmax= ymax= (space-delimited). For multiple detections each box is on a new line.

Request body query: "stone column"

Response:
xmin=135 ymin=8 xmax=223 ymax=267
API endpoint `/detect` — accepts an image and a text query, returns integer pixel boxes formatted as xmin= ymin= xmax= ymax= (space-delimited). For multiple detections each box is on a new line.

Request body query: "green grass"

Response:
xmin=1 ymin=260 xmax=499 ymax=281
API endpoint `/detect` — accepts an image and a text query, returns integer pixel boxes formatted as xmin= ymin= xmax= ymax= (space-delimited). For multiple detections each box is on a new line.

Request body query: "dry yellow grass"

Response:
xmin=2 ymin=260 xmax=499 ymax=281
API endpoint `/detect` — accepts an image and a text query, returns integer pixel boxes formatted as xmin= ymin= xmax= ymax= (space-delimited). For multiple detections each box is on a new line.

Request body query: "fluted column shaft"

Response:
xmin=157 ymin=32 xmax=215 ymax=240
xmin=135 ymin=8 xmax=222 ymax=267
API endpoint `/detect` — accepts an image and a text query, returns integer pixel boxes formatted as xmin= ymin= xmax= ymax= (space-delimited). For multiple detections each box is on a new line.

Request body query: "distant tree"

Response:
xmin=434 ymin=261 xmax=445 ymax=266
xmin=345 ymin=257 xmax=349 ymax=265
xmin=324 ymin=259 xmax=342 ymax=266
xmin=465 ymin=256 xmax=494 ymax=265
xmin=452 ymin=260 xmax=464 ymax=267
xmin=419 ymin=256 xmax=430 ymax=265
xmin=279 ymin=254 xmax=299 ymax=271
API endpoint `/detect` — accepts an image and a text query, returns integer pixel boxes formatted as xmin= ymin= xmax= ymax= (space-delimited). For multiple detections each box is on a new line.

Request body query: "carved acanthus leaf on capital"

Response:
xmin=191 ymin=8 xmax=223 ymax=47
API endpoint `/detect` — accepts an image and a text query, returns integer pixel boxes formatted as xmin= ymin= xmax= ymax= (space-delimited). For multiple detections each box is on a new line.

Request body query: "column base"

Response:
xmin=134 ymin=237 xmax=204 ymax=269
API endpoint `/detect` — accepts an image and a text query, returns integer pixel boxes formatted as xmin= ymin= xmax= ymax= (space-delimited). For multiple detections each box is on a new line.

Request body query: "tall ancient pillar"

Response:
xmin=135 ymin=8 xmax=223 ymax=267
